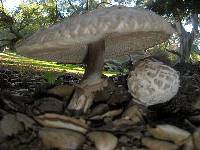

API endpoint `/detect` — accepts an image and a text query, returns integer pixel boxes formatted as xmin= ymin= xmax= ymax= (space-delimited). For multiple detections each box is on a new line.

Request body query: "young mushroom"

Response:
xmin=16 ymin=6 xmax=174 ymax=115
xmin=128 ymin=58 xmax=180 ymax=106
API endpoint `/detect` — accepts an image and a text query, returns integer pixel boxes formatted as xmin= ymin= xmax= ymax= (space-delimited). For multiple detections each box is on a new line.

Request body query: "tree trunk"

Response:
xmin=179 ymin=25 xmax=194 ymax=63
xmin=176 ymin=14 xmax=199 ymax=63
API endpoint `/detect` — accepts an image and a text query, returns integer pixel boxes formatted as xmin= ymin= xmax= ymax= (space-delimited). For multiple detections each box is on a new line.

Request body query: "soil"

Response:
xmin=0 ymin=62 xmax=200 ymax=150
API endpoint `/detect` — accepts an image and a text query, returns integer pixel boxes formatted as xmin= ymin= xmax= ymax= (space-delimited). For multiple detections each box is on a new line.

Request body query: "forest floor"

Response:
xmin=0 ymin=53 xmax=200 ymax=150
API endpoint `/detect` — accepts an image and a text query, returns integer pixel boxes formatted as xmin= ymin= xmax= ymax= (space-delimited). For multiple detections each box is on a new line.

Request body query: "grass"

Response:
xmin=0 ymin=52 xmax=118 ymax=77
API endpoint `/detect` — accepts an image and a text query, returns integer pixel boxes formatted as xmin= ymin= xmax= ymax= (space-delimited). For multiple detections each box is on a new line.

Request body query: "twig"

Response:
xmin=166 ymin=49 xmax=181 ymax=57
xmin=184 ymin=119 xmax=197 ymax=130
xmin=96 ymin=1 xmax=113 ymax=8
xmin=67 ymin=0 xmax=78 ymax=11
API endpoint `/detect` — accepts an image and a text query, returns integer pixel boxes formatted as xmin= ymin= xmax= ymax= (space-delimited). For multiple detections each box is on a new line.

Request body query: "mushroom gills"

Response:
xmin=67 ymin=39 xmax=108 ymax=115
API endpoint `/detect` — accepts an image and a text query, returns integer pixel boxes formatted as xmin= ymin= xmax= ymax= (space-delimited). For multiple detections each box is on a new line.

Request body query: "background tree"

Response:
xmin=134 ymin=0 xmax=200 ymax=63
xmin=0 ymin=0 xmax=64 ymax=51
xmin=0 ymin=0 xmax=114 ymax=51
xmin=113 ymin=0 xmax=134 ymax=5
xmin=1 ymin=0 xmax=199 ymax=64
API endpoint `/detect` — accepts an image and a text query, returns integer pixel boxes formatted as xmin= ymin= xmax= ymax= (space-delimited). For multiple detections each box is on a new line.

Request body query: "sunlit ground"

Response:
xmin=0 ymin=52 xmax=117 ymax=77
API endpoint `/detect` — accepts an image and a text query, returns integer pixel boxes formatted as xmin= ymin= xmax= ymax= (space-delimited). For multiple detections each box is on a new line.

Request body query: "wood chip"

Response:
xmin=148 ymin=124 xmax=191 ymax=145
xmin=34 ymin=113 xmax=88 ymax=134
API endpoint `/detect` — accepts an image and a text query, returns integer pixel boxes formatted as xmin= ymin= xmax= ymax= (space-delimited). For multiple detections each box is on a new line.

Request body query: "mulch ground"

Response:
xmin=0 ymin=62 xmax=199 ymax=150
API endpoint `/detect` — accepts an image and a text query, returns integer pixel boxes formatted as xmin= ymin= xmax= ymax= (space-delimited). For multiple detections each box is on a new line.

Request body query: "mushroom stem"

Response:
xmin=67 ymin=39 xmax=107 ymax=115
xmin=82 ymin=39 xmax=105 ymax=84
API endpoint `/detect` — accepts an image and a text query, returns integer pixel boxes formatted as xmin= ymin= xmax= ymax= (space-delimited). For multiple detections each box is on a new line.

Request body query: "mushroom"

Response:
xmin=16 ymin=6 xmax=174 ymax=114
xmin=127 ymin=58 xmax=180 ymax=106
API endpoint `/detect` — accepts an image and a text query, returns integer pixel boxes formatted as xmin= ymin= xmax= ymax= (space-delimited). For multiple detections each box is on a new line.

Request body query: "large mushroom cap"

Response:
xmin=16 ymin=6 xmax=174 ymax=63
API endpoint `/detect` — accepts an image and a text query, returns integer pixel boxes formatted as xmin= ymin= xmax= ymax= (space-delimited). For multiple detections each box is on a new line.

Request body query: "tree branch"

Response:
xmin=191 ymin=13 xmax=199 ymax=36
xmin=174 ymin=21 xmax=188 ymax=36
xmin=9 ymin=26 xmax=22 ymax=40
xmin=17 ymin=23 xmax=29 ymax=32
xmin=54 ymin=0 xmax=64 ymax=20
xmin=67 ymin=0 xmax=78 ymax=11
xmin=96 ymin=1 xmax=113 ymax=8
xmin=166 ymin=49 xmax=181 ymax=57
xmin=85 ymin=0 xmax=88 ymax=11
xmin=0 ymin=10 xmax=14 ymax=26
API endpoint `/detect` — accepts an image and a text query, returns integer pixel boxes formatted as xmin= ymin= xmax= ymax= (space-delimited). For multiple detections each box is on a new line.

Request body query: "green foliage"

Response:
xmin=1 ymin=0 xmax=198 ymax=63
xmin=0 ymin=0 xmax=62 ymax=50
xmin=0 ymin=0 xmax=111 ymax=50
xmin=42 ymin=71 xmax=65 ymax=85
xmin=134 ymin=0 xmax=200 ymax=63
xmin=144 ymin=0 xmax=200 ymax=20
xmin=11 ymin=1 xmax=60 ymax=35
xmin=63 ymin=0 xmax=101 ymax=16
xmin=191 ymin=52 xmax=200 ymax=62
xmin=105 ymin=59 xmax=129 ymax=74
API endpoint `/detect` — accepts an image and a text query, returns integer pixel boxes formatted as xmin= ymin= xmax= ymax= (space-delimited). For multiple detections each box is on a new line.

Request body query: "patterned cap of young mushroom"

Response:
xmin=16 ymin=6 xmax=174 ymax=63
xmin=127 ymin=59 xmax=180 ymax=106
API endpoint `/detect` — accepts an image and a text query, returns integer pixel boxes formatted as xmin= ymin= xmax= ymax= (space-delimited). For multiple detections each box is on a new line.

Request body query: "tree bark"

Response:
xmin=175 ymin=14 xmax=199 ymax=63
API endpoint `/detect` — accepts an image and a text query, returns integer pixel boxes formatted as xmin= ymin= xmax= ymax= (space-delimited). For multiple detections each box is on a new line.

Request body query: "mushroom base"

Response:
xmin=67 ymin=39 xmax=107 ymax=115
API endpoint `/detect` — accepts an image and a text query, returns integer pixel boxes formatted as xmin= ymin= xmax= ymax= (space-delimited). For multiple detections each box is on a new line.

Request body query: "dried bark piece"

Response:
xmin=88 ymin=131 xmax=118 ymax=150
xmin=89 ymin=104 xmax=109 ymax=117
xmin=16 ymin=113 xmax=36 ymax=130
xmin=0 ymin=114 xmax=23 ymax=137
xmin=33 ymin=97 xmax=64 ymax=114
xmin=47 ymin=84 xmax=74 ymax=98
xmin=122 ymin=105 xmax=146 ymax=125
xmin=90 ymin=109 xmax=123 ymax=120
xmin=39 ymin=128 xmax=85 ymax=150
xmin=148 ymin=124 xmax=191 ymax=145
xmin=189 ymin=115 xmax=200 ymax=124
xmin=142 ymin=137 xmax=178 ymax=150
xmin=193 ymin=128 xmax=200 ymax=150
xmin=181 ymin=136 xmax=194 ymax=150
xmin=191 ymin=96 xmax=200 ymax=110
xmin=117 ymin=146 xmax=147 ymax=150
xmin=34 ymin=113 xmax=88 ymax=133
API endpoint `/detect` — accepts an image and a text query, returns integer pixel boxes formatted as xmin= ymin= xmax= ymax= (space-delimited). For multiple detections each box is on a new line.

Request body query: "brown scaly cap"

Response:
xmin=16 ymin=6 xmax=175 ymax=63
